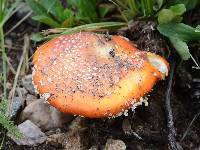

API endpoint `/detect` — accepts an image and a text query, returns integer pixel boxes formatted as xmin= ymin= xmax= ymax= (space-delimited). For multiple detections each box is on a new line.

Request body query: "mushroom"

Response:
xmin=32 ymin=32 xmax=169 ymax=118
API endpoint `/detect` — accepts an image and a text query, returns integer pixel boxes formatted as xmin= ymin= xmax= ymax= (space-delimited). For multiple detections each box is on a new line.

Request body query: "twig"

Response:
xmin=5 ymin=54 xmax=16 ymax=74
xmin=164 ymin=60 xmax=177 ymax=150
xmin=181 ymin=111 xmax=200 ymax=141
xmin=7 ymin=35 xmax=29 ymax=116
xmin=3 ymin=45 xmax=22 ymax=50
xmin=5 ymin=11 xmax=33 ymax=36
xmin=0 ymin=48 xmax=16 ymax=74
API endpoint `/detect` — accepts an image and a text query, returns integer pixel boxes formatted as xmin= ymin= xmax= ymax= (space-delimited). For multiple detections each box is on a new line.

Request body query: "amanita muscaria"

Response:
xmin=32 ymin=32 xmax=169 ymax=118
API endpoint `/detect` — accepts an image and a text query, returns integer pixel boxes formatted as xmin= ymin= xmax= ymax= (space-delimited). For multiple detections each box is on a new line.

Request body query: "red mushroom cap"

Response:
xmin=32 ymin=32 xmax=169 ymax=118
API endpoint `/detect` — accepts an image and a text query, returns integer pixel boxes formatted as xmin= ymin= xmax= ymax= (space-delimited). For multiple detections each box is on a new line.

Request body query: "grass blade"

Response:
xmin=0 ymin=0 xmax=21 ymax=28
xmin=44 ymin=22 xmax=126 ymax=39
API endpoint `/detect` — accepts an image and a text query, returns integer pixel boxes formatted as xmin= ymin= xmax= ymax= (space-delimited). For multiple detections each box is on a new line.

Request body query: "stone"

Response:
xmin=104 ymin=139 xmax=126 ymax=150
xmin=11 ymin=120 xmax=47 ymax=146
xmin=21 ymin=74 xmax=35 ymax=94
xmin=25 ymin=94 xmax=38 ymax=105
xmin=16 ymin=87 xmax=28 ymax=97
xmin=20 ymin=99 xmax=73 ymax=131
xmin=10 ymin=97 xmax=25 ymax=119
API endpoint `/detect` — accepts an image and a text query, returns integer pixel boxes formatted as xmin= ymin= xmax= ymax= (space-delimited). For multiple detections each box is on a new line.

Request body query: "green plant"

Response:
xmin=111 ymin=0 xmax=165 ymax=21
xmin=0 ymin=0 xmax=21 ymax=98
xmin=157 ymin=1 xmax=200 ymax=68
xmin=29 ymin=0 xmax=200 ymax=67
xmin=0 ymin=100 xmax=22 ymax=139
xmin=27 ymin=0 xmax=112 ymax=28
xmin=158 ymin=4 xmax=186 ymax=24
xmin=31 ymin=21 xmax=126 ymax=42
xmin=0 ymin=0 xmax=22 ymax=143
xmin=110 ymin=0 xmax=199 ymax=67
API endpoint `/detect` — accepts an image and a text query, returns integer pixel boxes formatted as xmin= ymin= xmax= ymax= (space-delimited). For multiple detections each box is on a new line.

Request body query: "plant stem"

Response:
xmin=0 ymin=26 xmax=7 ymax=98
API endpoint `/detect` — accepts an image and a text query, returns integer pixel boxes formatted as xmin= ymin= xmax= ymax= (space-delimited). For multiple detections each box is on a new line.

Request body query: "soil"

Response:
xmin=0 ymin=6 xmax=200 ymax=150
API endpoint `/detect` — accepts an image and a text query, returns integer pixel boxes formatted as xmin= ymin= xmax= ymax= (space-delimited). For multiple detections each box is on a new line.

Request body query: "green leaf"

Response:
xmin=61 ymin=9 xmax=75 ymax=27
xmin=0 ymin=0 xmax=21 ymax=28
xmin=157 ymin=23 xmax=200 ymax=42
xmin=169 ymin=37 xmax=190 ymax=60
xmin=32 ymin=15 xmax=60 ymax=28
xmin=99 ymin=4 xmax=110 ymax=18
xmin=158 ymin=4 xmax=186 ymax=24
xmin=184 ymin=0 xmax=199 ymax=10
xmin=158 ymin=9 xmax=174 ymax=24
xmin=31 ymin=33 xmax=45 ymax=42
xmin=26 ymin=0 xmax=50 ymax=17
xmin=62 ymin=22 xmax=126 ymax=34
xmin=45 ymin=22 xmax=126 ymax=39
xmin=140 ymin=0 xmax=155 ymax=17
xmin=168 ymin=0 xmax=199 ymax=11
xmin=0 ymin=112 xmax=22 ymax=139
xmin=153 ymin=0 xmax=165 ymax=11
xmin=127 ymin=0 xmax=139 ymax=13
xmin=39 ymin=0 xmax=65 ymax=22
xmin=73 ymin=0 xmax=98 ymax=23
xmin=170 ymin=4 xmax=186 ymax=15
xmin=0 ymin=99 xmax=8 ymax=114
xmin=195 ymin=25 xmax=200 ymax=32
xmin=63 ymin=8 xmax=74 ymax=19
xmin=169 ymin=37 xmax=199 ymax=67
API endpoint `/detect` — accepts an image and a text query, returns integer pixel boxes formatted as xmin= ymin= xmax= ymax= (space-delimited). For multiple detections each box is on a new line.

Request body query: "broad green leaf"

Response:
xmin=158 ymin=4 xmax=186 ymax=24
xmin=67 ymin=0 xmax=81 ymax=7
xmin=170 ymin=4 xmax=186 ymax=15
xmin=173 ymin=16 xmax=183 ymax=23
xmin=74 ymin=0 xmax=98 ymax=23
xmin=32 ymin=15 xmax=60 ymax=28
xmin=158 ymin=9 xmax=174 ymax=24
xmin=31 ymin=33 xmax=45 ymax=42
xmin=169 ymin=37 xmax=190 ymax=60
xmin=26 ymin=0 xmax=50 ymax=17
xmin=157 ymin=23 xmax=200 ymax=42
xmin=63 ymin=8 xmax=74 ymax=19
xmin=61 ymin=9 xmax=75 ymax=27
xmin=39 ymin=0 xmax=64 ymax=22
